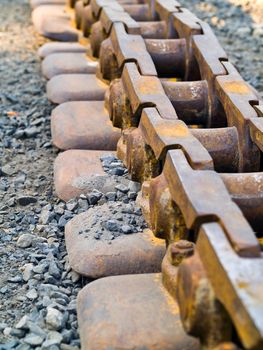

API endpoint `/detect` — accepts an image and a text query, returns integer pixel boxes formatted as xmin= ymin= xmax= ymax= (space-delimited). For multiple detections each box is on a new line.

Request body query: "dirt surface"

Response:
xmin=0 ymin=0 xmax=262 ymax=348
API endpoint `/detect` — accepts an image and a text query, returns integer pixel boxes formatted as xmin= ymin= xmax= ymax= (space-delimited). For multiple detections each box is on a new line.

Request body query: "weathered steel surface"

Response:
xmin=197 ymin=223 xmax=263 ymax=349
xmin=46 ymin=74 xmax=107 ymax=104
xmin=54 ymin=149 xmax=114 ymax=201
xmin=42 ymin=52 xmax=97 ymax=79
xmin=163 ymin=150 xmax=260 ymax=256
xmin=65 ymin=221 xmax=165 ymax=277
xmin=77 ymin=273 xmax=200 ymax=350
xmin=216 ymin=62 xmax=261 ymax=171
xmin=51 ymin=101 xmax=120 ymax=150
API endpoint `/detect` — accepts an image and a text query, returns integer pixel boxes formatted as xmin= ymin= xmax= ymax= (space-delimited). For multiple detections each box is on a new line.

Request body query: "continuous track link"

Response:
xmin=28 ymin=0 xmax=263 ymax=349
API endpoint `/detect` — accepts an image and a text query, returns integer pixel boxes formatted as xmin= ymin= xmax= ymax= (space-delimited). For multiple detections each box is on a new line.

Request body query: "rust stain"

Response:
xmin=137 ymin=79 xmax=160 ymax=94
xmin=156 ymin=123 xmax=189 ymax=137
xmin=222 ymin=81 xmax=251 ymax=94
xmin=143 ymin=229 xmax=165 ymax=247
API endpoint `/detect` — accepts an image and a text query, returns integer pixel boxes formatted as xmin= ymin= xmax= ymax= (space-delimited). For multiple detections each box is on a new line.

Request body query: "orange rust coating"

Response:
xmin=77 ymin=273 xmax=200 ymax=350
xmin=197 ymin=223 xmax=263 ymax=349
xmin=163 ymin=149 xmax=260 ymax=257
xmin=176 ymin=252 xmax=232 ymax=348
xmin=123 ymin=3 xmax=152 ymax=21
xmin=216 ymin=61 xmax=260 ymax=172
xmin=220 ymin=172 xmax=263 ymax=232
xmin=161 ymin=80 xmax=209 ymax=124
xmin=139 ymin=107 xmax=213 ymax=170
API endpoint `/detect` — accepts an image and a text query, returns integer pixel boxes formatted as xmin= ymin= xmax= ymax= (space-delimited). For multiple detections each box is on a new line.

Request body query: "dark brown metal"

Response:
xmin=144 ymin=38 xmax=186 ymax=77
xmin=197 ymin=223 xmax=263 ymax=349
xmin=191 ymin=127 xmax=239 ymax=172
xmin=216 ymin=62 xmax=260 ymax=172
xmin=221 ymin=172 xmax=263 ymax=232
xmin=109 ymin=63 xmax=177 ymax=128
xmin=110 ymin=23 xmax=157 ymax=76
xmin=176 ymin=252 xmax=233 ymax=348
xmin=163 ymin=149 xmax=260 ymax=257
xmin=161 ymin=80 xmax=208 ymax=123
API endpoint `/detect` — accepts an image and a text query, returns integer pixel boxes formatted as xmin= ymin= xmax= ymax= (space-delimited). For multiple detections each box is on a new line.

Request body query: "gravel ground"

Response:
xmin=0 ymin=0 xmax=262 ymax=349
xmin=0 ymin=1 xmax=83 ymax=349
xmin=180 ymin=0 xmax=263 ymax=97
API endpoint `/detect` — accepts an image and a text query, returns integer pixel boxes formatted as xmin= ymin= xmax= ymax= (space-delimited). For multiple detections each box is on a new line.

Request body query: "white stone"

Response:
xmin=17 ymin=234 xmax=34 ymax=248
xmin=46 ymin=307 xmax=64 ymax=330
xmin=16 ymin=315 xmax=30 ymax=330
xmin=26 ymin=289 xmax=38 ymax=300
xmin=23 ymin=263 xmax=34 ymax=281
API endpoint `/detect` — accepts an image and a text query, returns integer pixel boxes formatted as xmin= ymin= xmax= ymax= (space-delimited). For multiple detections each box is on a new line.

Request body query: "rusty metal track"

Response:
xmin=34 ymin=0 xmax=263 ymax=349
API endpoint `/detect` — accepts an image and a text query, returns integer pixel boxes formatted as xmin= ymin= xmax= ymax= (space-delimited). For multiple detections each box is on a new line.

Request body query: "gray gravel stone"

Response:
xmin=26 ymin=288 xmax=38 ymax=300
xmin=46 ymin=307 xmax=64 ymax=330
xmin=105 ymin=192 xmax=116 ymax=201
xmin=15 ymin=315 xmax=30 ymax=330
xmin=24 ymin=333 xmax=44 ymax=346
xmin=121 ymin=225 xmax=134 ymax=234
xmin=17 ymin=234 xmax=34 ymax=248
xmin=22 ymin=263 xmax=34 ymax=281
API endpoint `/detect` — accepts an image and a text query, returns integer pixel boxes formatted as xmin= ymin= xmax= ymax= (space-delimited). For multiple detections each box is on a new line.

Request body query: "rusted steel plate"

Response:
xmin=171 ymin=7 xmax=200 ymax=39
xmin=250 ymin=103 xmax=263 ymax=152
xmin=54 ymin=149 xmax=114 ymax=201
xmin=253 ymin=104 xmax=263 ymax=117
xmin=191 ymin=127 xmax=239 ymax=172
xmin=99 ymin=38 xmax=122 ymax=80
xmin=139 ymin=107 xmax=213 ymax=169
xmin=192 ymin=22 xmax=228 ymax=125
xmin=139 ymin=20 xmax=167 ymax=39
xmin=197 ymin=223 xmax=263 ymax=349
xmin=151 ymin=0 xmax=180 ymax=38
xmin=77 ymin=273 xmax=200 ymax=350
xmin=90 ymin=0 xmax=123 ymax=18
xmin=42 ymin=53 xmax=98 ymax=79
xmin=249 ymin=117 xmax=263 ymax=153
xmin=148 ymin=173 xmax=184 ymax=240
xmin=163 ymin=149 xmax=260 ymax=257
xmin=123 ymin=4 xmax=152 ymax=22
xmin=51 ymin=101 xmax=120 ymax=150
xmin=161 ymin=80 xmax=208 ymax=123
xmin=39 ymin=17 xmax=79 ymax=41
xmin=144 ymin=38 xmax=186 ymax=77
xmin=68 ymin=0 xmax=78 ymax=7
xmin=216 ymin=62 xmax=260 ymax=172
xmin=81 ymin=4 xmax=95 ymax=37
xmin=32 ymin=5 xmax=79 ymax=41
xmin=99 ymin=6 xmax=141 ymax=35
xmin=100 ymin=36 xmax=184 ymax=80
xmin=46 ymin=74 xmax=107 ymax=104
xmin=65 ymin=216 xmax=165 ymax=277
xmin=176 ymin=252 xmax=234 ymax=347
xmin=220 ymin=172 xmax=263 ymax=232
xmin=170 ymin=8 xmax=201 ymax=79
xmin=192 ymin=21 xmax=227 ymax=81
xmin=121 ymin=62 xmax=176 ymax=120
xmin=38 ymin=42 xmax=87 ymax=58
xmin=110 ymin=23 xmax=157 ymax=76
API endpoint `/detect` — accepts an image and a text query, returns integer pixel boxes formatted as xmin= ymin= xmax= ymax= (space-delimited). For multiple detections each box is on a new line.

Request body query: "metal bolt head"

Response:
xmin=170 ymin=240 xmax=195 ymax=266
